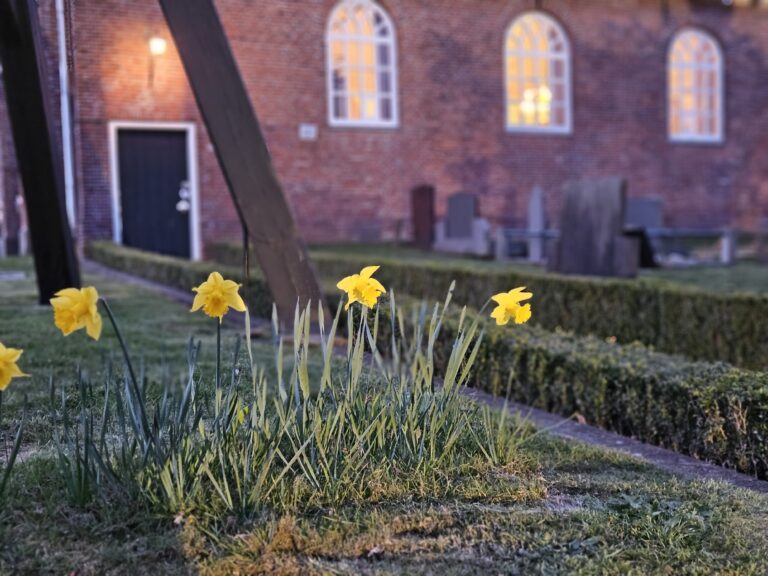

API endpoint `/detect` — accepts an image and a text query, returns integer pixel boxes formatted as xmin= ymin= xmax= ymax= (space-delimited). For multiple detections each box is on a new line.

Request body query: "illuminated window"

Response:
xmin=668 ymin=29 xmax=724 ymax=143
xmin=326 ymin=0 xmax=398 ymax=127
xmin=504 ymin=12 xmax=572 ymax=134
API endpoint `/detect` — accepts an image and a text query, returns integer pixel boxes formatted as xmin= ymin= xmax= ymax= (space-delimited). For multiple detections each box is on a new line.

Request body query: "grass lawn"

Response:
xmin=2 ymin=256 xmax=768 ymax=575
xmin=640 ymin=261 xmax=768 ymax=295
xmin=0 ymin=257 xmax=276 ymax=446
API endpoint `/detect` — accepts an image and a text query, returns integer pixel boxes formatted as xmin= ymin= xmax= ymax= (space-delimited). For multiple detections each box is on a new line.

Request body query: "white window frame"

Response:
xmin=667 ymin=28 xmax=725 ymax=145
xmin=108 ymin=121 xmax=202 ymax=261
xmin=325 ymin=0 xmax=399 ymax=129
xmin=504 ymin=11 xmax=573 ymax=135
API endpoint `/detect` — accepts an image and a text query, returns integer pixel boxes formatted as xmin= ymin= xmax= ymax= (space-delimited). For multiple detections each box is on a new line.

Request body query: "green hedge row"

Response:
xmin=209 ymin=242 xmax=768 ymax=369
xmin=85 ymin=242 xmax=274 ymax=318
xmin=433 ymin=315 xmax=768 ymax=479
xmin=89 ymin=241 xmax=768 ymax=477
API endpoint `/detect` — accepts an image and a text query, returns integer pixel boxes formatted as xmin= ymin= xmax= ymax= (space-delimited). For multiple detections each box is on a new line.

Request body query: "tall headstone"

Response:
xmin=549 ymin=177 xmax=639 ymax=278
xmin=411 ymin=185 xmax=434 ymax=250
xmin=527 ymin=186 xmax=545 ymax=262
xmin=446 ymin=192 xmax=476 ymax=239
xmin=625 ymin=197 xmax=662 ymax=229
xmin=624 ymin=197 xmax=662 ymax=268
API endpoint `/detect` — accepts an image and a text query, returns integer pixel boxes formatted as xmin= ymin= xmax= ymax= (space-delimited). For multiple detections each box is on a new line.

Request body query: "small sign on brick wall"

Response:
xmin=298 ymin=123 xmax=318 ymax=141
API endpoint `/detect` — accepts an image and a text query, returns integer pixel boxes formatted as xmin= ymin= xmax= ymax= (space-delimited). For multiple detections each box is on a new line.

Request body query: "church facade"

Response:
xmin=1 ymin=0 xmax=767 ymax=258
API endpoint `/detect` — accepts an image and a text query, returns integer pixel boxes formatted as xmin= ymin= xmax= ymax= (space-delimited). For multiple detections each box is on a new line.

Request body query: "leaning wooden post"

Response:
xmin=0 ymin=0 xmax=80 ymax=302
xmin=157 ymin=0 xmax=327 ymax=324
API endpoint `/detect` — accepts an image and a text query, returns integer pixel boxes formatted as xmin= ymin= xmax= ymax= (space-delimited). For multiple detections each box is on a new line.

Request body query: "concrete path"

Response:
xmin=463 ymin=387 xmax=768 ymax=493
xmin=84 ymin=259 xmax=768 ymax=494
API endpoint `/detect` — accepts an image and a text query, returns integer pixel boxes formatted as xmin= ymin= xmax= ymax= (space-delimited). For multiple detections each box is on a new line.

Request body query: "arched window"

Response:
xmin=326 ymin=0 xmax=398 ymax=127
xmin=668 ymin=29 xmax=724 ymax=143
xmin=504 ymin=12 xmax=572 ymax=134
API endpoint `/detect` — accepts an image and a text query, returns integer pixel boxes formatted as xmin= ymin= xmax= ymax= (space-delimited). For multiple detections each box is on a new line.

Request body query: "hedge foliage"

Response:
xmin=90 ymin=241 xmax=768 ymax=477
xmin=85 ymin=242 xmax=274 ymax=318
xmin=209 ymin=242 xmax=768 ymax=369
xmin=433 ymin=315 xmax=768 ymax=479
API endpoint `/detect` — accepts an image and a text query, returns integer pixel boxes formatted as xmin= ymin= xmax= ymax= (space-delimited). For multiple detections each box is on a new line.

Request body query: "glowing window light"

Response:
xmin=504 ymin=12 xmax=571 ymax=134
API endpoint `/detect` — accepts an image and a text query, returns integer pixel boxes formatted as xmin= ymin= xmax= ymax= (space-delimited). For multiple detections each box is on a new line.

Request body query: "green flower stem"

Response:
xmin=0 ymin=390 xmax=4 ymax=459
xmin=99 ymin=298 xmax=152 ymax=443
xmin=216 ymin=319 xmax=221 ymax=390
xmin=0 ymin=390 xmax=23 ymax=499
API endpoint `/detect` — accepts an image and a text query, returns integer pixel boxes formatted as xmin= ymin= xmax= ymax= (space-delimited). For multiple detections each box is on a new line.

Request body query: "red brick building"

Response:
xmin=1 ymin=0 xmax=767 ymax=258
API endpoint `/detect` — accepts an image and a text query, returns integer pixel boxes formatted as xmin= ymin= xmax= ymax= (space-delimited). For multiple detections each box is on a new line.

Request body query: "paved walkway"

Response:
xmin=463 ymin=387 xmax=768 ymax=493
xmin=84 ymin=259 xmax=768 ymax=494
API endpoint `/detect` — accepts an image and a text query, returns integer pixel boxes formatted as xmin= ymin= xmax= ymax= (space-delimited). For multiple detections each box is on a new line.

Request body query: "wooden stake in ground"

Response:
xmin=0 ymin=0 xmax=80 ymax=301
xmin=157 ymin=0 xmax=327 ymax=324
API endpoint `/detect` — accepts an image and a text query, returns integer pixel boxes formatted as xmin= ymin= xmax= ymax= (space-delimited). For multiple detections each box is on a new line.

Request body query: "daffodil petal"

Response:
xmin=226 ymin=291 xmax=247 ymax=312
xmin=86 ymin=312 xmax=103 ymax=341
xmin=507 ymin=287 xmax=532 ymax=303
xmin=359 ymin=266 xmax=380 ymax=279
xmin=336 ymin=275 xmax=359 ymax=291
xmin=53 ymin=287 xmax=82 ymax=299
xmin=191 ymin=292 xmax=207 ymax=312
xmin=366 ymin=278 xmax=387 ymax=294
xmin=491 ymin=293 xmax=510 ymax=305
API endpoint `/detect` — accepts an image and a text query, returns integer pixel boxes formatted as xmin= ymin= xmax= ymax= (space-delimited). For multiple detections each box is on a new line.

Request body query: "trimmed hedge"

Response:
xmin=210 ymin=242 xmax=768 ymax=369
xmin=85 ymin=242 xmax=274 ymax=318
xmin=90 ymin=241 xmax=768 ymax=477
xmin=433 ymin=316 xmax=768 ymax=479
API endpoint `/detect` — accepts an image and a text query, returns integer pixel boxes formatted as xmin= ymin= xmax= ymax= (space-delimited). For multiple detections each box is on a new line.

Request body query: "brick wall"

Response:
xmin=8 ymin=0 xmax=768 ymax=253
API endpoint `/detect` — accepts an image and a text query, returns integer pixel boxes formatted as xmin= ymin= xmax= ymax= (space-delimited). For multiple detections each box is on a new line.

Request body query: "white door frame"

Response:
xmin=108 ymin=120 xmax=202 ymax=260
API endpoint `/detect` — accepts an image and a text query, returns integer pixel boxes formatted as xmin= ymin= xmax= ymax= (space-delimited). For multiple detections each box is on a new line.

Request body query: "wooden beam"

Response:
xmin=0 ymin=0 xmax=80 ymax=302
xmin=157 ymin=0 xmax=326 ymax=323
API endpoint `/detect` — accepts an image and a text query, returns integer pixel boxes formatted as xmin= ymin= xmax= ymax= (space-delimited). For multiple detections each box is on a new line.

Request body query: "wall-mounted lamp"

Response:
xmin=148 ymin=36 xmax=167 ymax=56
xmin=147 ymin=36 xmax=167 ymax=87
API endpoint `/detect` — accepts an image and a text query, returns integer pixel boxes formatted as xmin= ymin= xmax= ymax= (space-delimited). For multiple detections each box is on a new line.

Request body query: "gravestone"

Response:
xmin=528 ymin=186 xmax=546 ymax=262
xmin=757 ymin=218 xmax=768 ymax=263
xmin=433 ymin=192 xmax=491 ymax=256
xmin=625 ymin=198 xmax=662 ymax=229
xmin=548 ymin=177 xmax=639 ymax=277
xmin=411 ymin=185 xmax=435 ymax=249
xmin=624 ymin=197 xmax=662 ymax=268
xmin=446 ymin=192 xmax=476 ymax=238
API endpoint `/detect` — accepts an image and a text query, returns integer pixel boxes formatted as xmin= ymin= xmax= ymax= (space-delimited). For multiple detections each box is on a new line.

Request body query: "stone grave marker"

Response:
xmin=446 ymin=192 xmax=476 ymax=239
xmin=625 ymin=197 xmax=662 ymax=229
xmin=528 ymin=186 xmax=546 ymax=262
xmin=624 ymin=197 xmax=662 ymax=268
xmin=548 ymin=177 xmax=639 ymax=277
xmin=411 ymin=185 xmax=435 ymax=249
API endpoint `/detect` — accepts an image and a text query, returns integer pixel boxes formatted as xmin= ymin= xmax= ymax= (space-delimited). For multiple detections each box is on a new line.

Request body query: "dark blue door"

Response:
xmin=117 ymin=129 xmax=190 ymax=258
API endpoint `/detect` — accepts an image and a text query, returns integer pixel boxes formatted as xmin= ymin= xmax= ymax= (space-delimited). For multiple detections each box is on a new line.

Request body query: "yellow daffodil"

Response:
xmin=490 ymin=287 xmax=533 ymax=326
xmin=0 ymin=342 xmax=28 ymax=391
xmin=336 ymin=265 xmax=386 ymax=310
xmin=191 ymin=272 xmax=247 ymax=322
xmin=50 ymin=286 xmax=103 ymax=340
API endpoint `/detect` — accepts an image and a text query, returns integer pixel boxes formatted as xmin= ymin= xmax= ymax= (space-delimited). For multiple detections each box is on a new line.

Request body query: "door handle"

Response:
xmin=177 ymin=180 xmax=191 ymax=213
